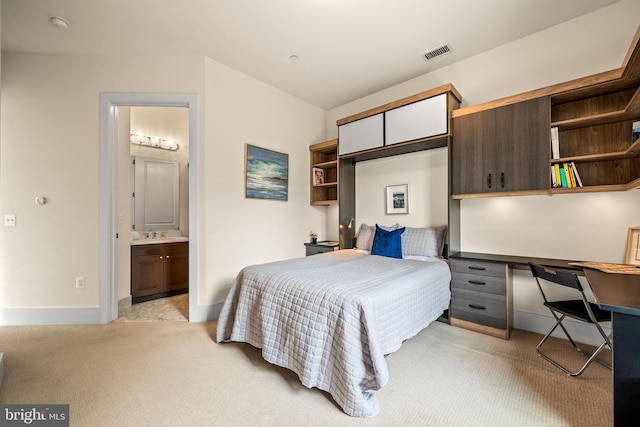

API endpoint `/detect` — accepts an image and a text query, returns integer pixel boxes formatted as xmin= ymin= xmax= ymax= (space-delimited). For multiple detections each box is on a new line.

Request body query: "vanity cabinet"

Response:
xmin=131 ymin=242 xmax=188 ymax=303
xmin=452 ymin=97 xmax=550 ymax=196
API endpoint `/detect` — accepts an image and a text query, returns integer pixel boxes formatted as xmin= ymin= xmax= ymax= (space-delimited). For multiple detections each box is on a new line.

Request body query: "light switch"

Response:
xmin=4 ymin=214 xmax=16 ymax=226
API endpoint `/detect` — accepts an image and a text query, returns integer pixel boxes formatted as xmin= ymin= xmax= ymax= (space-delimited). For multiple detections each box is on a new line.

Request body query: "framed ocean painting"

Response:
xmin=245 ymin=144 xmax=289 ymax=201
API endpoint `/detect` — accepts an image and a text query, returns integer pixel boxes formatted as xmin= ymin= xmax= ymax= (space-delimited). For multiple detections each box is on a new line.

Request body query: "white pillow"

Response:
xmin=401 ymin=225 xmax=447 ymax=258
xmin=355 ymin=223 xmax=401 ymax=251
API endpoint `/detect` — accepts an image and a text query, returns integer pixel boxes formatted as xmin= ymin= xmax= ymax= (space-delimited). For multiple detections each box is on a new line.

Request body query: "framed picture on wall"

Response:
xmin=245 ymin=144 xmax=289 ymax=201
xmin=386 ymin=184 xmax=408 ymax=214
xmin=625 ymin=227 xmax=640 ymax=265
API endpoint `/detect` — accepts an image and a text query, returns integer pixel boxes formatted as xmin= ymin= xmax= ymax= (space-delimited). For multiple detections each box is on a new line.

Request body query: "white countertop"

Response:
xmin=131 ymin=236 xmax=189 ymax=246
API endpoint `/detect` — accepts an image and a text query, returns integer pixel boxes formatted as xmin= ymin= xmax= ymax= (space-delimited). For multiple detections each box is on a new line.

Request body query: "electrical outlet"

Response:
xmin=75 ymin=276 xmax=86 ymax=289
xmin=4 ymin=214 xmax=16 ymax=226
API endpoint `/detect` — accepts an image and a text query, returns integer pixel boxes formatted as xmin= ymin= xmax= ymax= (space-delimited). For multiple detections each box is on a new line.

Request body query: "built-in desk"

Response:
xmin=448 ymin=252 xmax=579 ymax=339
xmin=583 ymin=269 xmax=640 ymax=427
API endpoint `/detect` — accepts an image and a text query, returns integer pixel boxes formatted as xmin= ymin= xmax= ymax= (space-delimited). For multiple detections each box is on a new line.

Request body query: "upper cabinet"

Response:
xmin=385 ymin=94 xmax=448 ymax=146
xmin=451 ymin=25 xmax=640 ymax=199
xmin=338 ymin=114 xmax=383 ymax=156
xmin=452 ymin=98 xmax=550 ymax=195
xmin=337 ymin=84 xmax=462 ymax=161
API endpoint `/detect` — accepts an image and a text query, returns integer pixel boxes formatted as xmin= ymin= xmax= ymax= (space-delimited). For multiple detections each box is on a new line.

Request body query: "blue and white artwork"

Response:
xmin=245 ymin=144 xmax=289 ymax=201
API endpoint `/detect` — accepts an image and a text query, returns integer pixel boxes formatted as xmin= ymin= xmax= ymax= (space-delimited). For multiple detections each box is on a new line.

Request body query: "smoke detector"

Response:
xmin=49 ymin=16 xmax=70 ymax=30
xmin=422 ymin=44 xmax=452 ymax=62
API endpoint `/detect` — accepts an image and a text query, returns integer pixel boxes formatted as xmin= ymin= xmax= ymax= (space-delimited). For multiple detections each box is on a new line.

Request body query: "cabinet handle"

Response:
xmin=468 ymin=266 xmax=486 ymax=271
xmin=487 ymin=173 xmax=492 ymax=189
xmin=159 ymin=256 xmax=163 ymax=259
xmin=469 ymin=304 xmax=486 ymax=310
xmin=469 ymin=280 xmax=486 ymax=285
xmin=500 ymin=172 xmax=505 ymax=188
xmin=166 ymin=255 xmax=170 ymax=259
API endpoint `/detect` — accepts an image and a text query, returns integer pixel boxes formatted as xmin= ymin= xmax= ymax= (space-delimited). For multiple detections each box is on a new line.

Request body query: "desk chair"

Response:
xmin=529 ymin=263 xmax=612 ymax=377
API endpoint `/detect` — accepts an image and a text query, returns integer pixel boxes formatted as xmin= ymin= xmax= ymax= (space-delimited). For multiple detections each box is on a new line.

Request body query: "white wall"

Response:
xmin=0 ymin=52 xmax=327 ymax=323
xmin=354 ymin=148 xmax=449 ymax=230
xmin=326 ymin=0 xmax=640 ymax=340
xmin=202 ymin=58 xmax=326 ymax=305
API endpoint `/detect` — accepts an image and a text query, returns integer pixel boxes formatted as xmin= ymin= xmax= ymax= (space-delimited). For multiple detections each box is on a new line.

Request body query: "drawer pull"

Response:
xmin=468 ymin=266 xmax=486 ymax=271
xmin=468 ymin=280 xmax=486 ymax=285
xmin=469 ymin=304 xmax=486 ymax=310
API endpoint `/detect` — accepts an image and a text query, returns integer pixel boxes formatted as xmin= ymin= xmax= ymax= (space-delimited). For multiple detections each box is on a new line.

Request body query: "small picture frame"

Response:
xmin=313 ymin=168 xmax=324 ymax=185
xmin=386 ymin=184 xmax=408 ymax=215
xmin=625 ymin=227 xmax=640 ymax=265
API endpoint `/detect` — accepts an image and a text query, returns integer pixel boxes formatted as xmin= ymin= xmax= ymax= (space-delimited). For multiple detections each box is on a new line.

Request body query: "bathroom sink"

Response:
xmin=131 ymin=236 xmax=189 ymax=245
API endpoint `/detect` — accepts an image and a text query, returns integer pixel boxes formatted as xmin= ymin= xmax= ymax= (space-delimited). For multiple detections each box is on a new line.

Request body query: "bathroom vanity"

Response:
xmin=131 ymin=237 xmax=189 ymax=303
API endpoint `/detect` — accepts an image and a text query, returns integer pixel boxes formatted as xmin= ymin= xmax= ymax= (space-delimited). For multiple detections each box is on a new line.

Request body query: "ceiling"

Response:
xmin=1 ymin=0 xmax=621 ymax=110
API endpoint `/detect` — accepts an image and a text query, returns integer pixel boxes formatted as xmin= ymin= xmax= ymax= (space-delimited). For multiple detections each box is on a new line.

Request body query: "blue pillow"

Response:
xmin=371 ymin=224 xmax=405 ymax=258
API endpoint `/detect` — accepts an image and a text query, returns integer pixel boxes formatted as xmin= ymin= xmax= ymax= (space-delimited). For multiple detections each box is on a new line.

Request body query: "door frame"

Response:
xmin=99 ymin=93 xmax=198 ymax=323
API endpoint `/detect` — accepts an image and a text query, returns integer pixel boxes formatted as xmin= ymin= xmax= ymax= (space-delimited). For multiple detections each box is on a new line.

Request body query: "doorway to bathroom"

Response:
xmin=99 ymin=93 xmax=198 ymax=324
xmin=122 ymin=106 xmax=190 ymax=321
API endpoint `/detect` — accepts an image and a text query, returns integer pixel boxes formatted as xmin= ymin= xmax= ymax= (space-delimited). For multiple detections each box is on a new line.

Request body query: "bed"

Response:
xmin=216 ymin=225 xmax=451 ymax=417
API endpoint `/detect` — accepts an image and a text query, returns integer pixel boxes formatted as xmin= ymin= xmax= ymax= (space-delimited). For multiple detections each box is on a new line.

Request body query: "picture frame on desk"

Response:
xmin=625 ymin=227 xmax=640 ymax=265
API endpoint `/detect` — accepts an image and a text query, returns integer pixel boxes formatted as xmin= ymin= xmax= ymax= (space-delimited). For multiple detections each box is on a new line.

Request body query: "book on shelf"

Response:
xmin=633 ymin=120 xmax=640 ymax=143
xmin=566 ymin=163 xmax=576 ymax=187
xmin=559 ymin=164 xmax=568 ymax=188
xmin=550 ymin=166 xmax=557 ymax=188
xmin=551 ymin=127 xmax=560 ymax=159
xmin=570 ymin=162 xmax=583 ymax=187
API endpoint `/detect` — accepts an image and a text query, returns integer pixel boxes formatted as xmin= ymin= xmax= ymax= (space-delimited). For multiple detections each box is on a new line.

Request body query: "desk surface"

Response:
xmin=584 ymin=269 xmax=640 ymax=316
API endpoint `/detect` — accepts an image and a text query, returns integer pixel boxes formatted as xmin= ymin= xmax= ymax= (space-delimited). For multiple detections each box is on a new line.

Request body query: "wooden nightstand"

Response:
xmin=304 ymin=241 xmax=339 ymax=256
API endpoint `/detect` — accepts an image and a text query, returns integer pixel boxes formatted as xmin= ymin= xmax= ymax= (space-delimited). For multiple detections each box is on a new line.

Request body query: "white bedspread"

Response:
xmin=216 ymin=249 xmax=451 ymax=417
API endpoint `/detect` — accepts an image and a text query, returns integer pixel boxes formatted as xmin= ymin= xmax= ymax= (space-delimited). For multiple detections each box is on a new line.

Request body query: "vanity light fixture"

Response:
xmin=130 ymin=134 xmax=179 ymax=151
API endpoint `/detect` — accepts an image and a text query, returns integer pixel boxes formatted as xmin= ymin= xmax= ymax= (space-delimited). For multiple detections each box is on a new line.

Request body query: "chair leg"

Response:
xmin=536 ymin=313 xmax=612 ymax=376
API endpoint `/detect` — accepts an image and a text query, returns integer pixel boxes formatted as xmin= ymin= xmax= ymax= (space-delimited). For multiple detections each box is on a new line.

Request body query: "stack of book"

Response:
xmin=551 ymin=162 xmax=583 ymax=188
xmin=550 ymin=126 xmax=583 ymax=188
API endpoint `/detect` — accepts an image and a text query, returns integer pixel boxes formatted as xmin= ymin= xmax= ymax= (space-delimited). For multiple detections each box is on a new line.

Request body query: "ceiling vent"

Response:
xmin=422 ymin=44 xmax=452 ymax=62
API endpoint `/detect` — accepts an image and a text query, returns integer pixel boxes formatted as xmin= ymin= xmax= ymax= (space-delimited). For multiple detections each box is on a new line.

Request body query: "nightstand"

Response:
xmin=304 ymin=241 xmax=339 ymax=256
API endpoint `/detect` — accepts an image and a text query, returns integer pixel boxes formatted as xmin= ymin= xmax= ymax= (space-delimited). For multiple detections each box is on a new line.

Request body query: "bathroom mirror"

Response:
xmin=131 ymin=156 xmax=180 ymax=231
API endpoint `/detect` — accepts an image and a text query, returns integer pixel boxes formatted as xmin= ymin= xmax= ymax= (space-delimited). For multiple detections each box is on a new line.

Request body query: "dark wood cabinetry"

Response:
xmin=449 ymin=257 xmax=512 ymax=339
xmin=131 ymin=242 xmax=188 ymax=303
xmin=304 ymin=241 xmax=339 ymax=256
xmin=452 ymin=97 xmax=549 ymax=196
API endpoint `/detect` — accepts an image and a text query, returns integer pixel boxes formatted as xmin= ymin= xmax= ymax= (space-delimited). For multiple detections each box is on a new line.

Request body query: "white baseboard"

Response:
xmin=0 ymin=352 xmax=4 ymax=389
xmin=118 ymin=296 xmax=132 ymax=313
xmin=514 ymin=310 xmax=611 ymax=347
xmin=0 ymin=307 xmax=100 ymax=326
xmin=189 ymin=301 xmax=223 ymax=322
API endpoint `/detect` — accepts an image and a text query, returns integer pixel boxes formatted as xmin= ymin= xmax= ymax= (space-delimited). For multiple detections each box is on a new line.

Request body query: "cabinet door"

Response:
xmin=452 ymin=109 xmax=496 ymax=194
xmin=164 ymin=250 xmax=189 ymax=292
xmin=338 ymin=113 xmax=384 ymax=155
xmin=496 ymin=98 xmax=550 ymax=192
xmin=385 ymin=94 xmax=448 ymax=145
xmin=131 ymin=254 xmax=165 ymax=297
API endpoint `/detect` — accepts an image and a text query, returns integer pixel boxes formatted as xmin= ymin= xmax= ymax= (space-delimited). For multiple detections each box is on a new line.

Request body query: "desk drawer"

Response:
xmin=451 ymin=271 xmax=505 ymax=295
xmin=450 ymin=259 xmax=505 ymax=278
xmin=451 ymin=288 xmax=507 ymax=330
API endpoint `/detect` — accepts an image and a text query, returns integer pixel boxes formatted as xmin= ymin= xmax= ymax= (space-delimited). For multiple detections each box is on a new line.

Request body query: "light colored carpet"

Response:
xmin=115 ymin=293 xmax=188 ymax=322
xmin=0 ymin=320 xmax=611 ymax=426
